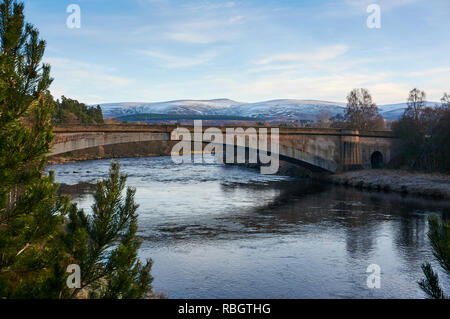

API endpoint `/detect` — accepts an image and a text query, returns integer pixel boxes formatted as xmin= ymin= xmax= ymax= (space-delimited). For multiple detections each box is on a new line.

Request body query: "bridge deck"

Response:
xmin=53 ymin=124 xmax=396 ymax=138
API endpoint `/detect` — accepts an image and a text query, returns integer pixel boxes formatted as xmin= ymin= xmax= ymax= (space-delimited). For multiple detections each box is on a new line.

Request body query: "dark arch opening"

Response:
xmin=371 ymin=151 xmax=384 ymax=169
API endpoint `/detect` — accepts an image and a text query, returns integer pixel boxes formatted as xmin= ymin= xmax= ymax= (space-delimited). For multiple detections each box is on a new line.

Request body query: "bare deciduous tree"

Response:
xmin=332 ymin=88 xmax=384 ymax=130
xmin=392 ymin=91 xmax=450 ymax=172
xmin=441 ymin=93 xmax=450 ymax=108
xmin=405 ymin=88 xmax=426 ymax=123
xmin=314 ymin=110 xmax=332 ymax=128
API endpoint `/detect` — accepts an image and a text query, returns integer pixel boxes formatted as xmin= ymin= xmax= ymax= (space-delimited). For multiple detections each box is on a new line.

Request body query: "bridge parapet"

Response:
xmin=53 ymin=124 xmax=395 ymax=137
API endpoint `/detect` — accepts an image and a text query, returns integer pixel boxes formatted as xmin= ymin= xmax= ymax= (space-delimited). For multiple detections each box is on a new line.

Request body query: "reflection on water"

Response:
xmin=48 ymin=155 xmax=450 ymax=299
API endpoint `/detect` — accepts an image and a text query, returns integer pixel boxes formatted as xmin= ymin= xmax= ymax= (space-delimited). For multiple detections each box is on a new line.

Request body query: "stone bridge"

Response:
xmin=51 ymin=124 xmax=397 ymax=173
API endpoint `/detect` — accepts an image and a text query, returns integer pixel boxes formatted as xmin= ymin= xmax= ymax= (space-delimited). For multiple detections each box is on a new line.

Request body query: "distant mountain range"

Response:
xmin=97 ymin=99 xmax=440 ymax=122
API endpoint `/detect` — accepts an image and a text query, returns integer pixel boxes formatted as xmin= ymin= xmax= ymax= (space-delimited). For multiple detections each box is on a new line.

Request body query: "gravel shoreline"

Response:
xmin=327 ymin=169 xmax=450 ymax=200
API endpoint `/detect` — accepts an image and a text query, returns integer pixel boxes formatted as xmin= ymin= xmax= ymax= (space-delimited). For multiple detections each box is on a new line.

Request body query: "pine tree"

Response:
xmin=0 ymin=0 xmax=152 ymax=298
xmin=418 ymin=215 xmax=450 ymax=299
xmin=65 ymin=162 xmax=152 ymax=299
xmin=0 ymin=0 xmax=70 ymax=298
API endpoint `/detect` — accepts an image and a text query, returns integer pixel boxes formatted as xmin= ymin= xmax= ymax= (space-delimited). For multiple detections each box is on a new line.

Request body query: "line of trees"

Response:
xmin=0 ymin=0 xmax=151 ymax=298
xmin=316 ymin=87 xmax=450 ymax=173
xmin=391 ymin=89 xmax=450 ymax=172
xmin=52 ymin=95 xmax=104 ymax=124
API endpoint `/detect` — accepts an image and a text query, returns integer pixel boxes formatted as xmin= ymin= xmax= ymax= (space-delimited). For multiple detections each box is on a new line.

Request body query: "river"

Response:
xmin=47 ymin=155 xmax=450 ymax=298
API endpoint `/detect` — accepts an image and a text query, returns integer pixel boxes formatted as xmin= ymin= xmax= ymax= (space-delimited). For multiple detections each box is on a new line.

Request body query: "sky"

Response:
xmin=24 ymin=0 xmax=450 ymax=105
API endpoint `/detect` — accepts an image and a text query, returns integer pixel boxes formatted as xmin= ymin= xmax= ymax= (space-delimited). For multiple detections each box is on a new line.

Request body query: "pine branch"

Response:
xmin=418 ymin=263 xmax=447 ymax=299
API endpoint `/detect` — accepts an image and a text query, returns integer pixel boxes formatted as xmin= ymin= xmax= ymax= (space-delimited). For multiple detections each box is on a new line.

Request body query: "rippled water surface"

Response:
xmin=48 ymin=155 xmax=450 ymax=298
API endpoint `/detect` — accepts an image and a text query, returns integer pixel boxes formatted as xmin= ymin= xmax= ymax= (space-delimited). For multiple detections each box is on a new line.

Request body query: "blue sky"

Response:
xmin=24 ymin=0 xmax=450 ymax=104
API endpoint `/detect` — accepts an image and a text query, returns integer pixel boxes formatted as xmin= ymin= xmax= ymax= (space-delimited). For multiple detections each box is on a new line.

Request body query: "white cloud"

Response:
xmin=137 ymin=0 xmax=169 ymax=7
xmin=132 ymin=1 xmax=246 ymax=44
xmin=164 ymin=31 xmax=217 ymax=44
xmin=163 ymin=17 xmax=244 ymax=44
xmin=317 ymin=0 xmax=422 ymax=19
xmin=248 ymin=56 xmax=379 ymax=74
xmin=369 ymin=82 xmax=412 ymax=103
xmin=44 ymin=57 xmax=134 ymax=103
xmin=224 ymin=68 xmax=449 ymax=104
xmin=342 ymin=0 xmax=421 ymax=14
xmin=228 ymin=15 xmax=244 ymax=23
xmin=255 ymin=45 xmax=349 ymax=65
xmin=406 ymin=67 xmax=450 ymax=77
xmin=181 ymin=1 xmax=236 ymax=11
xmin=38 ymin=0 xmax=445 ymax=105
xmin=46 ymin=57 xmax=132 ymax=86
xmin=138 ymin=50 xmax=219 ymax=68
xmin=232 ymin=72 xmax=390 ymax=102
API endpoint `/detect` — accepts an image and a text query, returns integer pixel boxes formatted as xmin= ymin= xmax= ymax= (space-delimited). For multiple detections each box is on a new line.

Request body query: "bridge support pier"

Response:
xmin=339 ymin=131 xmax=363 ymax=172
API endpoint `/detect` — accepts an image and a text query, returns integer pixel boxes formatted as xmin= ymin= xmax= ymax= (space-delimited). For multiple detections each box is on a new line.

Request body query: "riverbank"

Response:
xmin=327 ymin=169 xmax=450 ymax=200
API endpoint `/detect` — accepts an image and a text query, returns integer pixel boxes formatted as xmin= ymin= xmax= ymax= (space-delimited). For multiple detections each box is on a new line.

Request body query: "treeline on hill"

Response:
xmin=391 ymin=89 xmax=450 ymax=172
xmin=117 ymin=113 xmax=261 ymax=122
xmin=52 ymin=96 xmax=104 ymax=124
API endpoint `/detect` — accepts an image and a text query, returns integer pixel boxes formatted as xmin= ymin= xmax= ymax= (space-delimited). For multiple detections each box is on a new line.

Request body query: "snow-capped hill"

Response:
xmin=100 ymin=99 xmax=243 ymax=118
xmin=97 ymin=102 xmax=144 ymax=118
xmin=97 ymin=98 xmax=443 ymax=122
xmin=218 ymin=99 xmax=346 ymax=120
xmin=379 ymin=102 xmax=439 ymax=120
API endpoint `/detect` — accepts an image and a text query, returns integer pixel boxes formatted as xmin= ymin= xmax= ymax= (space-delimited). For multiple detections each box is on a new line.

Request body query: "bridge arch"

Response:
xmin=370 ymin=151 xmax=384 ymax=169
